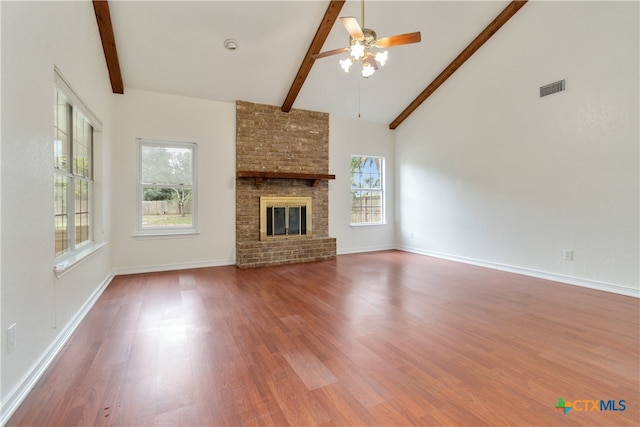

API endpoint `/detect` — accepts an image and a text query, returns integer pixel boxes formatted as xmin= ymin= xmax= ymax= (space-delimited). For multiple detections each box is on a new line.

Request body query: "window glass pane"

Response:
xmin=141 ymin=186 xmax=193 ymax=228
xmin=55 ymin=91 xmax=69 ymax=134
xmin=351 ymin=190 xmax=382 ymax=224
xmin=75 ymin=180 xmax=90 ymax=246
xmin=73 ymin=110 xmax=93 ymax=178
xmin=54 ymin=130 xmax=69 ymax=171
xmin=141 ymin=145 xmax=193 ymax=185
xmin=54 ymin=92 xmax=70 ymax=171
xmin=371 ymin=158 xmax=382 ymax=189
xmin=351 ymin=157 xmax=381 ymax=190
xmin=353 ymin=171 xmax=362 ymax=189
xmin=55 ymin=174 xmax=69 ymax=257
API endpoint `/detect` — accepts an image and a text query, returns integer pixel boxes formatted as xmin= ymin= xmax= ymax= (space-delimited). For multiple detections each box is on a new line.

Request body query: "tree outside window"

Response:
xmin=138 ymin=140 xmax=196 ymax=232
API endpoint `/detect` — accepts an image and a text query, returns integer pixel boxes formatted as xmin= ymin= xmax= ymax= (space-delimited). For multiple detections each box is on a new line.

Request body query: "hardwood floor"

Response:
xmin=8 ymin=250 xmax=639 ymax=426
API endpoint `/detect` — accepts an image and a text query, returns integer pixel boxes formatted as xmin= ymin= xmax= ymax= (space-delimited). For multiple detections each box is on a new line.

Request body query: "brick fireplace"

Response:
xmin=235 ymin=101 xmax=337 ymax=268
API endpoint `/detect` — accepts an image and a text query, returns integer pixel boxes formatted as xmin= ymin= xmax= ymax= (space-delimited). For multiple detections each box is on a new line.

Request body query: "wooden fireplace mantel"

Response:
xmin=237 ymin=171 xmax=336 ymax=187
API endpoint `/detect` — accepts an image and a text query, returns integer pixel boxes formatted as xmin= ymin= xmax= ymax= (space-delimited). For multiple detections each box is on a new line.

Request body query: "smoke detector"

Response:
xmin=224 ymin=39 xmax=239 ymax=51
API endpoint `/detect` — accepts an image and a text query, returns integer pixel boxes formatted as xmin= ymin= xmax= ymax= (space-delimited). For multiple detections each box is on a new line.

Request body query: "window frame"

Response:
xmin=350 ymin=155 xmax=385 ymax=226
xmin=136 ymin=138 xmax=198 ymax=237
xmin=54 ymin=86 xmax=97 ymax=262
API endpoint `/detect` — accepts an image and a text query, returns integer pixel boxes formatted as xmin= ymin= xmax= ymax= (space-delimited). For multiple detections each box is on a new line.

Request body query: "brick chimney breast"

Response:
xmin=235 ymin=101 xmax=336 ymax=268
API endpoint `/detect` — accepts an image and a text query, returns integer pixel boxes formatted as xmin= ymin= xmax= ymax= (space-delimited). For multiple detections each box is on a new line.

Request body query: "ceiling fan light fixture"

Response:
xmin=350 ymin=40 xmax=365 ymax=59
xmin=339 ymin=58 xmax=354 ymax=72
xmin=361 ymin=62 xmax=375 ymax=78
xmin=375 ymin=50 xmax=388 ymax=67
xmin=347 ymin=34 xmax=385 ymax=78
xmin=311 ymin=0 xmax=421 ymax=80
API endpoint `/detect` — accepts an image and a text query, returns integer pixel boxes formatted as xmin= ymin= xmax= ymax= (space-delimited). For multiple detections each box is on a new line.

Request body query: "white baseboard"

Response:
xmin=113 ymin=258 xmax=235 ymax=276
xmin=397 ymin=246 xmax=639 ymax=298
xmin=337 ymin=244 xmax=395 ymax=255
xmin=1 ymin=273 xmax=114 ymax=426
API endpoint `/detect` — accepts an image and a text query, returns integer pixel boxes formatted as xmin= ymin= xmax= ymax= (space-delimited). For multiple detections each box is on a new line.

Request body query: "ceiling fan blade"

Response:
xmin=312 ymin=47 xmax=350 ymax=60
xmin=375 ymin=31 xmax=422 ymax=48
xmin=340 ymin=16 xmax=364 ymax=40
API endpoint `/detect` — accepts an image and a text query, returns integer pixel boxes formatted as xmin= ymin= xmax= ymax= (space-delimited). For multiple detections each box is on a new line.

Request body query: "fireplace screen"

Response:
xmin=260 ymin=197 xmax=312 ymax=241
xmin=266 ymin=206 xmax=306 ymax=236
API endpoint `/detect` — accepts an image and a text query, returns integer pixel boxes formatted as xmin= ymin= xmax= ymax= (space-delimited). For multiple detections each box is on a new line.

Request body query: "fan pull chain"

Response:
xmin=358 ymin=77 xmax=361 ymax=119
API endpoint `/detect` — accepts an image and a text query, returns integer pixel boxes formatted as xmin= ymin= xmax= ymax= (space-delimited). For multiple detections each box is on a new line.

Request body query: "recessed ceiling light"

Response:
xmin=224 ymin=39 xmax=238 ymax=51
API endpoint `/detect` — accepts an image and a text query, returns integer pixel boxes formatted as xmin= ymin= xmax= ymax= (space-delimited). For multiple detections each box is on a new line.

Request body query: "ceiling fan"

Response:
xmin=312 ymin=0 xmax=421 ymax=78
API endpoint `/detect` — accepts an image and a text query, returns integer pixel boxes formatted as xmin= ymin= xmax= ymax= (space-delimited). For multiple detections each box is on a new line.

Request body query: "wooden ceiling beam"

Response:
xmin=93 ymin=0 xmax=124 ymax=94
xmin=281 ymin=0 xmax=346 ymax=112
xmin=389 ymin=0 xmax=527 ymax=130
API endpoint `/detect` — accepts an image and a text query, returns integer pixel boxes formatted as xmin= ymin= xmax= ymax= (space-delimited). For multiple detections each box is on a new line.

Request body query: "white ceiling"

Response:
xmin=109 ymin=0 xmax=511 ymax=125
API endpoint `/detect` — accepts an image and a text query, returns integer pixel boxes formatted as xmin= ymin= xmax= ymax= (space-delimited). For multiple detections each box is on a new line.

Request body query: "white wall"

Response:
xmin=329 ymin=116 xmax=395 ymax=254
xmin=112 ymin=94 xmax=396 ymax=269
xmin=1 ymin=0 xmax=114 ymax=419
xmin=395 ymin=1 xmax=639 ymax=295
xmin=112 ymin=89 xmax=236 ymax=273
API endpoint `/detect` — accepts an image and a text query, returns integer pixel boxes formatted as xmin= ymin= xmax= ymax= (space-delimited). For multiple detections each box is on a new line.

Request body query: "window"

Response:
xmin=138 ymin=139 xmax=196 ymax=234
xmin=350 ymin=155 xmax=384 ymax=225
xmin=54 ymin=89 xmax=94 ymax=258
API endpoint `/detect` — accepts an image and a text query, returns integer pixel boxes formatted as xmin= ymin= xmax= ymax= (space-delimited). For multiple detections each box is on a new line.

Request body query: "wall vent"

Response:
xmin=540 ymin=79 xmax=566 ymax=98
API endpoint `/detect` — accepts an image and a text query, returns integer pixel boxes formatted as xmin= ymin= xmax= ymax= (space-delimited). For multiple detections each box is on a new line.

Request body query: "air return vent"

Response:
xmin=540 ymin=79 xmax=566 ymax=98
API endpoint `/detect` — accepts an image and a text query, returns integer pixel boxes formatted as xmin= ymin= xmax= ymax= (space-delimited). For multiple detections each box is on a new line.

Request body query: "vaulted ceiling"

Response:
xmin=98 ymin=1 xmax=527 ymax=128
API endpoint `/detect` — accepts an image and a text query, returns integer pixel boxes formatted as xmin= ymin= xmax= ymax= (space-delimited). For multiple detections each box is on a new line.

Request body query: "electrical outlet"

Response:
xmin=8 ymin=323 xmax=17 ymax=354
xmin=564 ymin=250 xmax=574 ymax=261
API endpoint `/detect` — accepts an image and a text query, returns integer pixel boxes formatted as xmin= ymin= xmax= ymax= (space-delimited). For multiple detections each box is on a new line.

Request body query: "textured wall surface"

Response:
xmin=394 ymin=1 xmax=639 ymax=292
xmin=1 ymin=1 xmax=115 ymax=418
xmin=112 ymin=89 xmax=237 ymax=273
xmin=236 ymin=101 xmax=336 ymax=268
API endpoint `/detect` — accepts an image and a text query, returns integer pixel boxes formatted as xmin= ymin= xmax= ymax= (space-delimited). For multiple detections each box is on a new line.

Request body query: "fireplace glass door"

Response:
xmin=266 ymin=206 xmax=307 ymax=237
xmin=260 ymin=196 xmax=312 ymax=241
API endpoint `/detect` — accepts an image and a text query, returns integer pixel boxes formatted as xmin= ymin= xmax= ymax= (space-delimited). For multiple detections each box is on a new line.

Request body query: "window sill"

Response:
xmin=350 ymin=222 xmax=386 ymax=228
xmin=54 ymin=241 xmax=108 ymax=278
xmin=133 ymin=230 xmax=200 ymax=240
